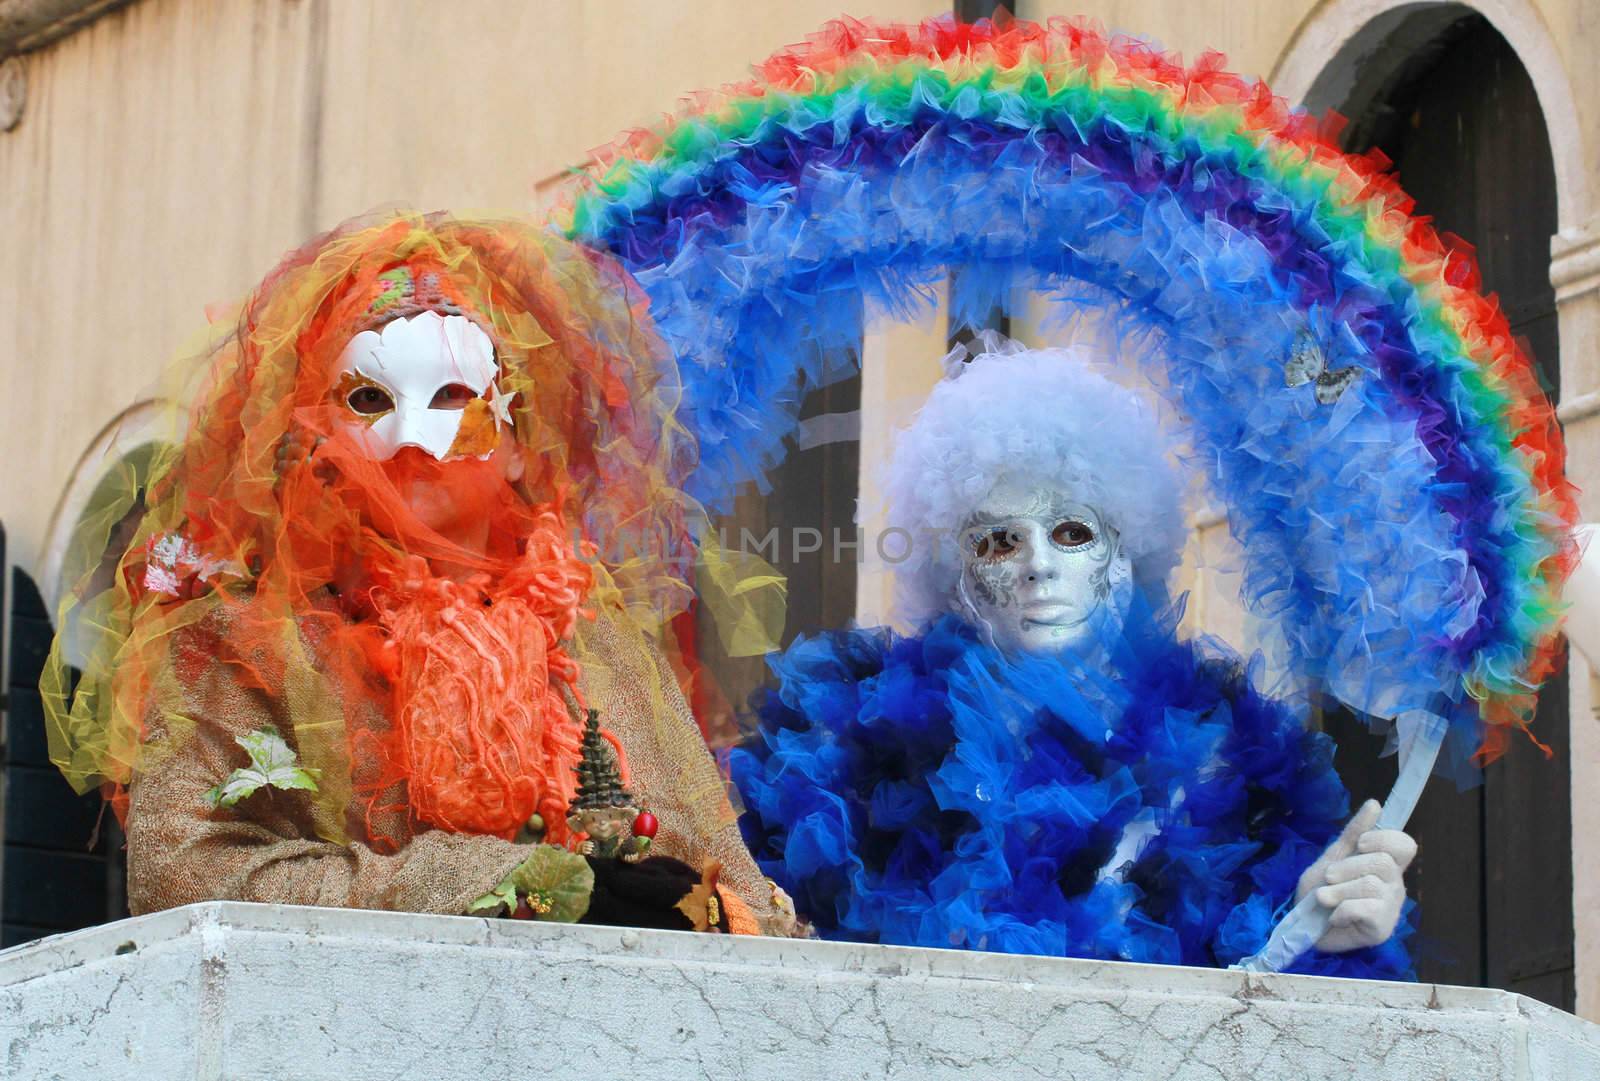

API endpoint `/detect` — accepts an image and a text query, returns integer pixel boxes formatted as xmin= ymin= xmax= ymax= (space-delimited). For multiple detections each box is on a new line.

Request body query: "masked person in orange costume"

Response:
xmin=44 ymin=214 xmax=783 ymax=931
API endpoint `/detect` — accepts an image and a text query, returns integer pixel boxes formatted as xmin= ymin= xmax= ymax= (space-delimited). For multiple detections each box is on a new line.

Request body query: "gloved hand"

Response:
xmin=1295 ymin=799 xmax=1417 ymax=953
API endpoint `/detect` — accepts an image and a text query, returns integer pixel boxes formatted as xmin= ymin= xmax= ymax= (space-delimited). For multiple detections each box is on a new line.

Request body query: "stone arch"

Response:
xmin=1270 ymin=0 xmax=1589 ymax=227
xmin=40 ymin=399 xmax=169 ymax=625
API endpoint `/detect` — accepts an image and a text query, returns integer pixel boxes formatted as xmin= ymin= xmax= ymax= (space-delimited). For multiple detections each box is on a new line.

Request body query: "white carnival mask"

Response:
xmin=955 ymin=474 xmax=1133 ymax=655
xmin=334 ymin=310 xmax=510 ymax=461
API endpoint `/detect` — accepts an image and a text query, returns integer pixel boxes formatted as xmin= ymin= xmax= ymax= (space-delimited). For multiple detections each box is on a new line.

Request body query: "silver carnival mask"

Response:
xmin=955 ymin=474 xmax=1133 ymax=655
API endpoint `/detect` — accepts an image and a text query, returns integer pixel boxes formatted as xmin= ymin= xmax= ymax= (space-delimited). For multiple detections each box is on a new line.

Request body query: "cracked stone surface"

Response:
xmin=2 ymin=902 xmax=1597 ymax=1080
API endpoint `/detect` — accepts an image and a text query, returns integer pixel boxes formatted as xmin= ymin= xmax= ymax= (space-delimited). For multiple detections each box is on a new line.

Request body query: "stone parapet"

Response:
xmin=2 ymin=901 xmax=1598 ymax=1080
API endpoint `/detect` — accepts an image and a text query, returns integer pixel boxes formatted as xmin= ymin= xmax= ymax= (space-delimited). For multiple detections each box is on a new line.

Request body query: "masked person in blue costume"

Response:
xmin=732 ymin=341 xmax=1418 ymax=977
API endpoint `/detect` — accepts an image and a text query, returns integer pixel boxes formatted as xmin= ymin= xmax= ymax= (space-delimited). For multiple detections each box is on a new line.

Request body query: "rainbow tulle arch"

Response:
xmin=558 ymin=15 xmax=1576 ymax=769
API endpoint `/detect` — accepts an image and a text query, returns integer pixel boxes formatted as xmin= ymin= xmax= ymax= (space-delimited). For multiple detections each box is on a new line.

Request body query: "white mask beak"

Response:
xmin=334 ymin=311 xmax=505 ymax=461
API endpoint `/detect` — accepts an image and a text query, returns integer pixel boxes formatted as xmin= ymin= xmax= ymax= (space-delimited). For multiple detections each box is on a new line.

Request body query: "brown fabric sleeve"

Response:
xmin=125 ymin=650 xmax=533 ymax=917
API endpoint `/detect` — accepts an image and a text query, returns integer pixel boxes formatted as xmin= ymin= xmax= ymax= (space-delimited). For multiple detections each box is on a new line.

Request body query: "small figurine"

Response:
xmin=566 ymin=710 xmax=650 ymax=861
xmin=560 ymin=709 xmax=752 ymax=932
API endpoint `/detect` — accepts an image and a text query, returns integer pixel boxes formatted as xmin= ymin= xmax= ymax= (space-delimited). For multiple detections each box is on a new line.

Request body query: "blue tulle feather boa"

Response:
xmin=732 ymin=604 xmax=1414 ymax=979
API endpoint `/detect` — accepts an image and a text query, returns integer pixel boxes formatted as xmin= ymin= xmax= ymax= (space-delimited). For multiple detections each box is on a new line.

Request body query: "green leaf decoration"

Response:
xmin=470 ymin=845 xmax=594 ymax=923
xmin=203 ymin=725 xmax=321 ymax=810
xmin=466 ymin=880 xmax=519 ymax=916
xmin=509 ymin=845 xmax=595 ymax=922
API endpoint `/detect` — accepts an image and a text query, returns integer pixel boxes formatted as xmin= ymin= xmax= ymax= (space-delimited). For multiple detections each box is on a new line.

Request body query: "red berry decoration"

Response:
xmin=632 ymin=811 xmax=659 ymax=840
xmin=511 ymin=897 xmax=534 ymax=921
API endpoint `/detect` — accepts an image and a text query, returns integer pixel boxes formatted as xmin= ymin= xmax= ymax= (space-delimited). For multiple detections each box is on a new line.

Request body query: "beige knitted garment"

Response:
xmin=125 ymin=606 xmax=778 ymax=928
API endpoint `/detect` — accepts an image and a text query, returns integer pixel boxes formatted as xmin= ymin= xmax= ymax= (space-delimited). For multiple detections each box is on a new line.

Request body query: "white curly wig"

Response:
xmin=882 ymin=341 xmax=1189 ymax=626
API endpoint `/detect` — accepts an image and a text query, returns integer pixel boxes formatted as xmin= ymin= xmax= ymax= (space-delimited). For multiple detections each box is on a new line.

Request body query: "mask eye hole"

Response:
xmin=971 ymin=527 xmax=1021 ymax=562
xmin=347 ymin=385 xmax=395 ymax=416
xmin=430 ymin=383 xmax=477 ymax=410
xmin=1051 ymin=520 xmax=1095 ymax=549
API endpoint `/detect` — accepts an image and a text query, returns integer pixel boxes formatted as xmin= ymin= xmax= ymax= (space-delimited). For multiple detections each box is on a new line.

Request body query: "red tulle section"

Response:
xmin=354 ymin=508 xmax=594 ymax=842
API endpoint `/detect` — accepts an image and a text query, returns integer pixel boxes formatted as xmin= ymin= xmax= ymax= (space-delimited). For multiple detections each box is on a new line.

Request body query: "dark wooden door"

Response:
xmin=691 ymin=367 xmax=863 ymax=746
xmin=1 ymin=535 xmax=129 ymax=945
xmin=955 ymin=0 xmax=1006 ymax=24
xmin=1326 ymin=15 xmax=1574 ymax=1009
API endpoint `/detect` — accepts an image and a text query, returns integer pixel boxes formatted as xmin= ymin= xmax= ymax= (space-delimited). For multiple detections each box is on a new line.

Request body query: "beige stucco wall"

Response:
xmin=1 ymin=0 xmax=1596 ymax=1020
xmin=0 ymin=0 xmax=948 ymax=588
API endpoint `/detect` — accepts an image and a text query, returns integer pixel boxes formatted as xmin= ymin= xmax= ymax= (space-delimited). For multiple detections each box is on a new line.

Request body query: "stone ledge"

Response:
xmin=0 ymin=0 xmax=130 ymax=56
xmin=2 ymin=901 xmax=1597 ymax=1080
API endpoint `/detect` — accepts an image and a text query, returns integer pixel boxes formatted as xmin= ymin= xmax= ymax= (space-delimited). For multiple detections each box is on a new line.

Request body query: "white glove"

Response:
xmin=1295 ymin=799 xmax=1417 ymax=953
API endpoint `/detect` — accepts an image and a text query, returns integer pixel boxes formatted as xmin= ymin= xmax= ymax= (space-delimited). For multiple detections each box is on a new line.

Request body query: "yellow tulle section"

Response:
xmin=695 ymin=534 xmax=786 ymax=658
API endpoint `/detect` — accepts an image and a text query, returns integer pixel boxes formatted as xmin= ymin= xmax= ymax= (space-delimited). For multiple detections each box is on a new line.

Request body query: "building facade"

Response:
xmin=1 ymin=0 xmax=1595 ymax=1021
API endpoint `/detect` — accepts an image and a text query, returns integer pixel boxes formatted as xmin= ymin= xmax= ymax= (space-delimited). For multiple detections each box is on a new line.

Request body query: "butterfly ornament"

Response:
xmin=1284 ymin=332 xmax=1360 ymax=404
